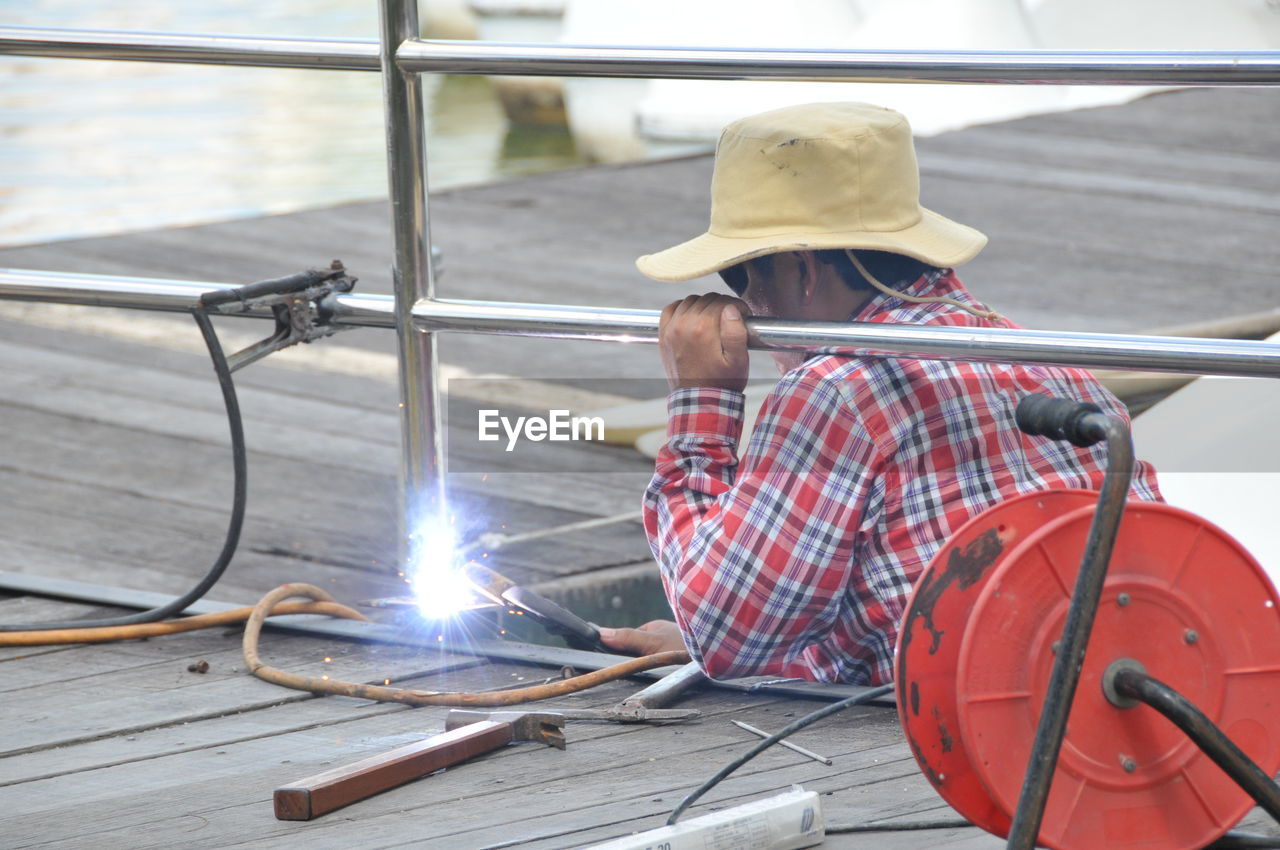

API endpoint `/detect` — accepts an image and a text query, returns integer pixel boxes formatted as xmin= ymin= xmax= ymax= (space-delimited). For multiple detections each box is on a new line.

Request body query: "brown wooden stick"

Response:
xmin=274 ymin=721 xmax=514 ymax=820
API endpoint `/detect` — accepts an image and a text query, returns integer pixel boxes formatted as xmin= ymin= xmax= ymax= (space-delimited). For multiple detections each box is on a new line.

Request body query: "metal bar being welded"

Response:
xmin=378 ymin=0 xmax=447 ymax=553
xmin=4 ymin=27 xmax=1280 ymax=86
xmin=3 ymin=270 xmax=1280 ymax=379
xmin=0 ymin=25 xmax=380 ymax=70
xmin=396 ymin=40 xmax=1280 ymax=85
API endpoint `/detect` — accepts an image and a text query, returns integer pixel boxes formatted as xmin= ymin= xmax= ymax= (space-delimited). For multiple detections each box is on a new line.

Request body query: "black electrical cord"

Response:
xmin=1206 ymin=834 xmax=1280 ymax=849
xmin=0 ymin=308 xmax=246 ymax=631
xmin=824 ymin=821 xmax=1279 ymax=847
xmin=667 ymin=683 xmax=893 ymax=825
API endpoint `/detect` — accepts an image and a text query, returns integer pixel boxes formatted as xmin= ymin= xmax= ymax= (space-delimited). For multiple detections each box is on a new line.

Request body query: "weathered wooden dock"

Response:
xmin=1 ymin=88 xmax=1278 ymax=847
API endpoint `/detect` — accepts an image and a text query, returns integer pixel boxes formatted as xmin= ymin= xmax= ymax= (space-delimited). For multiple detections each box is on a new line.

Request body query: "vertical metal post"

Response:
xmin=378 ymin=0 xmax=446 ymax=556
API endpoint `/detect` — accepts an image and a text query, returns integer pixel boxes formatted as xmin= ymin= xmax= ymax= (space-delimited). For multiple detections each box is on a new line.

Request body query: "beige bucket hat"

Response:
xmin=636 ymin=102 xmax=987 ymax=282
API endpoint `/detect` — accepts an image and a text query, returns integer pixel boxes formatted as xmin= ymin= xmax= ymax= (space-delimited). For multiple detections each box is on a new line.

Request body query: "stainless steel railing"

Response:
xmin=6 ymin=25 xmax=1280 ymax=83
xmin=3 ymin=11 xmax=1280 ymax=554
xmin=4 ymin=268 xmax=1279 ymax=379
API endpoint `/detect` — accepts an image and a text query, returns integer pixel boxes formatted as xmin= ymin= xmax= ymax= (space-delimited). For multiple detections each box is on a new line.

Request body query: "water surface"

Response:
xmin=0 ymin=0 xmax=587 ymax=247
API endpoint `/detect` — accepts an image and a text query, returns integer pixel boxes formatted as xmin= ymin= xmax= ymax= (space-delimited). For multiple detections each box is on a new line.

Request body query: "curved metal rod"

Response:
xmin=1005 ymin=413 xmax=1134 ymax=850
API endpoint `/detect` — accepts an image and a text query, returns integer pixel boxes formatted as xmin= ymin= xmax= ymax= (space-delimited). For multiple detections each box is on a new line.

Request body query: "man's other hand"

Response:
xmin=598 ymin=619 xmax=687 ymax=656
xmin=659 ymin=293 xmax=750 ymax=394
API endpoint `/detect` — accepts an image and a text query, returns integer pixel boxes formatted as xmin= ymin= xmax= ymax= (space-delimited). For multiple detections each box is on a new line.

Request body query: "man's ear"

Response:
xmin=796 ymin=250 xmax=821 ymax=304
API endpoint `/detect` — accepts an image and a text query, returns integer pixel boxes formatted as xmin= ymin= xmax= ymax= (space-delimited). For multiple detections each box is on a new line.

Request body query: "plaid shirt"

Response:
xmin=643 ymin=270 xmax=1162 ymax=685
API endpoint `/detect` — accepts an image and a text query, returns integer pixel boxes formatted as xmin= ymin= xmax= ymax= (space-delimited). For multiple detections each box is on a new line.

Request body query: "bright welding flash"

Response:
xmin=408 ymin=515 xmax=476 ymax=621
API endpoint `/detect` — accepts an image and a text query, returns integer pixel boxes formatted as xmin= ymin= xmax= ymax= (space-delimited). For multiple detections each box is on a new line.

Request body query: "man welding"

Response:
xmin=598 ymin=102 xmax=1162 ymax=685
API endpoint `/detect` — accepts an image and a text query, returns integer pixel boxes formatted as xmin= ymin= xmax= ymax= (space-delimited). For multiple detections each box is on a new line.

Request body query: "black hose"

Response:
xmin=0 ymin=308 xmax=246 ymax=631
xmin=1207 ymin=834 xmax=1280 ymax=849
xmin=1115 ymin=669 xmax=1280 ymax=826
xmin=823 ymin=821 xmax=1280 ymax=848
xmin=1006 ymin=404 xmax=1134 ymax=850
xmin=826 ymin=818 xmax=972 ymax=833
xmin=667 ymin=683 xmax=893 ymax=825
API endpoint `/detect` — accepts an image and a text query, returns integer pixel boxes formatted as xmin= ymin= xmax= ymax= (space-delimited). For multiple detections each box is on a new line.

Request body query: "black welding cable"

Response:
xmin=824 ymin=822 xmax=1279 ymax=847
xmin=1207 ymin=834 xmax=1280 ymax=849
xmin=0 ymin=308 xmax=246 ymax=631
xmin=826 ymin=818 xmax=972 ymax=833
xmin=667 ymin=683 xmax=894 ymax=825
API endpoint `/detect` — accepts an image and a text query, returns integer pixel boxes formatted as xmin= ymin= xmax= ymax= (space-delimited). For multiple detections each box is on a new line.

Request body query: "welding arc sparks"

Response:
xmin=408 ymin=515 xmax=477 ymax=622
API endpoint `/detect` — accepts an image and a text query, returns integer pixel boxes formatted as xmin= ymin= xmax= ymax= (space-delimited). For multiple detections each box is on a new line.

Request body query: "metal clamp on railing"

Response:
xmin=197 ymin=260 xmax=357 ymax=372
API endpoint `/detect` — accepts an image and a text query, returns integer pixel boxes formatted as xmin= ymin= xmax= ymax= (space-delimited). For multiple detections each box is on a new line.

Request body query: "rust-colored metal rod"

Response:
xmin=274 ymin=720 xmax=514 ymax=820
xmin=0 ymin=600 xmax=365 ymax=646
xmin=243 ymin=585 xmax=690 ymax=706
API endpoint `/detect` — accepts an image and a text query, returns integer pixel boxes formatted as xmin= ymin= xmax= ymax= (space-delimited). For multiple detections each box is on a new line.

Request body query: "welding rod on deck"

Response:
xmin=730 ymin=719 xmax=834 ymax=766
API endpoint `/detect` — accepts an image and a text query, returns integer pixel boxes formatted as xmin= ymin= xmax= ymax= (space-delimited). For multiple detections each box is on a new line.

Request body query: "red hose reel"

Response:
xmin=896 ymin=489 xmax=1280 ymax=850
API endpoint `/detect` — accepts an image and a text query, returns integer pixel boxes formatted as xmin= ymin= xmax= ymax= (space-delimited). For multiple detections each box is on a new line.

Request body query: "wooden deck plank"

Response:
xmin=0 ymin=697 xmax=903 ymax=848
xmin=0 ymin=327 xmax=649 ymax=517
xmin=1 ymin=607 xmax=1275 ymax=847
xmin=0 ymin=394 xmax=651 ymax=592
xmin=0 ymin=657 xmax=591 ymax=789
xmin=0 ymin=625 xmax=465 ymax=758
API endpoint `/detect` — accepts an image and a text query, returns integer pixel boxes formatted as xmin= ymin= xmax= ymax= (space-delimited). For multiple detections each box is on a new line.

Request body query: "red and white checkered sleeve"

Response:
xmin=643 ymin=373 xmax=882 ymax=681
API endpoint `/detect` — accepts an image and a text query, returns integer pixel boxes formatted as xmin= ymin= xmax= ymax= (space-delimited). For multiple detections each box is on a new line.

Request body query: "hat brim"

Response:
xmin=635 ymin=208 xmax=987 ymax=283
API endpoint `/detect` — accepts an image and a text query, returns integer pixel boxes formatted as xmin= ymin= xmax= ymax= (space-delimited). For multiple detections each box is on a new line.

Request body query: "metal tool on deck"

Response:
xmin=611 ymin=660 xmax=707 ymax=720
xmin=895 ymin=394 xmax=1280 ymax=850
xmin=445 ymin=659 xmax=710 ymax=725
xmin=273 ymin=711 xmax=565 ymax=821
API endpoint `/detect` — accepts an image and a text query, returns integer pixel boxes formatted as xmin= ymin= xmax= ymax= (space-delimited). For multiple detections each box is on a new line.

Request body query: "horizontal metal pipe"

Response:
xmin=4 ymin=269 xmax=1279 ymax=378
xmin=4 ymin=28 xmax=1279 ymax=87
xmin=411 ymin=298 xmax=1280 ymax=379
xmin=0 ymin=25 xmax=380 ymax=70
xmin=0 ymin=268 xmax=255 ymax=312
xmin=0 ymin=267 xmax=396 ymax=324
xmin=399 ymin=40 xmax=1280 ymax=85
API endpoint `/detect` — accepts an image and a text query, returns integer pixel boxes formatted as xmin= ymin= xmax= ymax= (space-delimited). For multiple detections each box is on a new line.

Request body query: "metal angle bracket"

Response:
xmin=197 ymin=260 xmax=358 ymax=372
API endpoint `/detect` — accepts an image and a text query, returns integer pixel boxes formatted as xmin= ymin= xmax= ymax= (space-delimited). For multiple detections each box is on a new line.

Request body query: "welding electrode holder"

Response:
xmin=196 ymin=266 xmax=352 ymax=309
xmin=1014 ymin=393 xmax=1106 ymax=448
xmin=194 ymin=262 xmax=358 ymax=373
xmin=501 ymin=585 xmax=607 ymax=652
